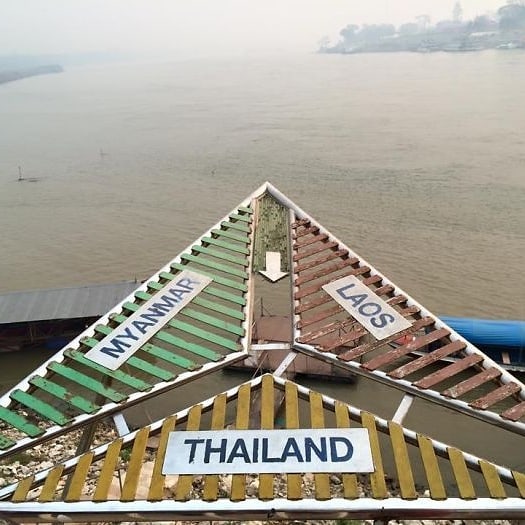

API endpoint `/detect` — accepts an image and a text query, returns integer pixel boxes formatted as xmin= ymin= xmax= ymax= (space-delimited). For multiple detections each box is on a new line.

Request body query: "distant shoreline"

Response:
xmin=0 ymin=64 xmax=63 ymax=85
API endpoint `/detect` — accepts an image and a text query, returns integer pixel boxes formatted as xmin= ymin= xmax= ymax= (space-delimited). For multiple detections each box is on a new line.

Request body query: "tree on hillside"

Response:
xmin=469 ymin=15 xmax=497 ymax=32
xmin=498 ymin=2 xmax=525 ymax=30
xmin=399 ymin=22 xmax=419 ymax=35
xmin=416 ymin=14 xmax=431 ymax=31
xmin=453 ymin=2 xmax=463 ymax=22
xmin=359 ymin=24 xmax=396 ymax=42
xmin=340 ymin=24 xmax=360 ymax=44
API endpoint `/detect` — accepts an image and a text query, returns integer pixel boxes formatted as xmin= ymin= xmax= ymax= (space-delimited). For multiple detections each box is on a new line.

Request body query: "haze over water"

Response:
xmin=1 ymin=52 xmax=523 ymax=321
xmin=1 ymin=51 xmax=525 ymax=473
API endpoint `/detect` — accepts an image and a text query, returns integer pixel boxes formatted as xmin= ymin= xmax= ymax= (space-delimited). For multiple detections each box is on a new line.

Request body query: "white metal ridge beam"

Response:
xmin=2 ymin=498 xmax=525 ymax=522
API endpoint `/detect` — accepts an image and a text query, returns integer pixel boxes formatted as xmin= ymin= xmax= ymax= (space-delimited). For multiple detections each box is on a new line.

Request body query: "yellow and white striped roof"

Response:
xmin=1 ymin=375 xmax=524 ymax=523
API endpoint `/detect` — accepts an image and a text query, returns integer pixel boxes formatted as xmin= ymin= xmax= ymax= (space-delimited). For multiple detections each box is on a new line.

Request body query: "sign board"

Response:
xmin=323 ymin=275 xmax=412 ymax=340
xmin=84 ymin=270 xmax=212 ymax=370
xmin=162 ymin=428 xmax=374 ymax=474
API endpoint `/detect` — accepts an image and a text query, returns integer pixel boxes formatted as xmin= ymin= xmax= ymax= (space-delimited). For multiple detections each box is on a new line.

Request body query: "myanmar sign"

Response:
xmin=162 ymin=429 xmax=374 ymax=474
xmin=323 ymin=275 xmax=411 ymax=340
xmin=84 ymin=270 xmax=212 ymax=370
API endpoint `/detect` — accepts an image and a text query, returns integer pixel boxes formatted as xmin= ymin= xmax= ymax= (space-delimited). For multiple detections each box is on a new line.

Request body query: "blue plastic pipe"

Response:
xmin=441 ymin=316 xmax=525 ymax=349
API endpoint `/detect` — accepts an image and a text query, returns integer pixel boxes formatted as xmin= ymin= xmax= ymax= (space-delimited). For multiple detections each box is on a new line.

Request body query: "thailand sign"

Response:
xmin=323 ymin=275 xmax=411 ymax=340
xmin=162 ymin=428 xmax=374 ymax=474
xmin=84 ymin=270 xmax=212 ymax=370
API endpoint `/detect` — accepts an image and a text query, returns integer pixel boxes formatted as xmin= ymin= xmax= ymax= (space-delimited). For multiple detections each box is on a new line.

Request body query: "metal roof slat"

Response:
xmin=388 ymin=340 xmax=466 ymax=379
xmin=294 ymin=258 xmax=358 ymax=287
xmin=388 ymin=421 xmax=417 ymax=499
xmin=298 ymin=317 xmax=361 ymax=344
xmin=295 ymin=249 xmax=351 ymax=273
xmin=109 ymin=313 xmax=222 ymax=361
xmin=169 ymin=319 xmax=240 ymax=352
xmin=231 ymin=383 xmax=251 ymax=502
xmin=318 ymin=327 xmax=368 ymax=353
xmin=38 ymin=465 xmax=64 ymax=502
xmin=442 ymin=368 xmax=502 ymax=399
xmin=259 ymin=375 xmax=275 ymax=500
xmin=66 ymin=349 xmax=152 ymax=392
xmin=228 ymin=213 xmax=252 ymax=223
xmin=293 ymin=225 xmax=319 ymax=238
xmin=192 ymin=296 xmax=245 ymax=321
xmin=201 ymin=236 xmax=251 ymax=255
xmin=417 ymin=434 xmax=446 ymax=500
xmin=448 ymin=447 xmax=476 ymax=499
xmin=86 ymin=331 xmax=195 ymax=374
xmin=237 ymin=205 xmax=253 ymax=215
xmin=211 ymin=228 xmax=250 ymax=243
xmin=93 ymin=439 xmax=123 ymax=501
xmin=297 ymin=304 xmax=344 ymax=329
xmin=158 ymin=273 xmax=247 ymax=306
xmin=203 ymin=393 xmax=227 ymax=502
xmin=180 ymin=308 xmax=245 ymax=337
xmin=29 ymin=376 xmax=99 ymax=414
xmin=294 ymin=233 xmax=329 ymax=249
xmin=284 ymin=381 xmax=302 ymax=500
xmin=479 ymin=460 xmax=507 ymax=499
xmin=121 ymin=427 xmax=150 ymax=501
xmin=191 ymin=245 xmax=249 ymax=267
xmin=470 ymin=382 xmax=522 ymax=410
xmin=174 ymin=405 xmax=202 ymax=501
xmin=0 ymin=433 xmax=15 ymax=450
xmin=148 ymin=415 xmax=176 ymax=501
xmin=64 ymin=452 xmax=94 ymax=502
xmin=170 ymin=262 xmax=248 ymax=292
xmin=295 ymin=265 xmax=370 ymax=300
xmin=123 ymin=298 xmax=244 ymax=343
xmin=220 ymin=220 xmax=251 ymax=233
xmin=47 ymin=362 xmax=126 ymax=403
xmin=180 ymin=253 xmax=248 ymax=279
xmin=11 ymin=475 xmax=34 ymax=502
xmin=0 ymin=406 xmax=43 ymax=438
xmin=502 ymin=401 xmax=525 ymax=422
xmin=139 ymin=343 xmax=199 ymax=372
xmin=334 ymin=400 xmax=359 ymax=499
xmin=514 ymin=471 xmax=525 ymax=497
xmin=292 ymin=240 xmax=339 ymax=262
xmin=361 ymin=411 xmax=388 ymax=499
xmin=309 ymin=391 xmax=331 ymax=501
xmin=414 ymin=354 xmax=484 ymax=389
xmin=363 ymin=328 xmax=451 ymax=371
xmin=339 ymin=317 xmax=435 ymax=362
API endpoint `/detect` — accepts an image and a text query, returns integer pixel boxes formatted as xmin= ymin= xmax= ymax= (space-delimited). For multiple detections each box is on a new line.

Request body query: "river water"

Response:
xmin=0 ymin=51 xmax=524 ymax=473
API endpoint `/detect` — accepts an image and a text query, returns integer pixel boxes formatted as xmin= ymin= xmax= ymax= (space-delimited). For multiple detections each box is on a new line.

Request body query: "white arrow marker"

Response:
xmin=259 ymin=251 xmax=288 ymax=282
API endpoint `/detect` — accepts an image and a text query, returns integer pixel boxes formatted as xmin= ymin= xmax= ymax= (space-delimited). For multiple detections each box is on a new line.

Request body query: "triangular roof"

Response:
xmin=0 ymin=182 xmax=523 ymax=522
xmin=1 ymin=375 xmax=524 ymax=522
xmin=0 ymin=196 xmax=256 ymax=458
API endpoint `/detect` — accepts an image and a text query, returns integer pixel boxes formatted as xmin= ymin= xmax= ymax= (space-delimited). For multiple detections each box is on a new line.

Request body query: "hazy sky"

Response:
xmin=1 ymin=0 xmax=506 ymax=59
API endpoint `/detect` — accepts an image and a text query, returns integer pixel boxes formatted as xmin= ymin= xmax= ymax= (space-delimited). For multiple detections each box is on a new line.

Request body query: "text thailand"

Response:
xmin=162 ymin=429 xmax=374 ymax=474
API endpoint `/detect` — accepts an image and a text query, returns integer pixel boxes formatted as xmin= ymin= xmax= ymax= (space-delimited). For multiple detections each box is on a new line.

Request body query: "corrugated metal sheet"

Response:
xmin=0 ymin=282 xmax=140 ymax=325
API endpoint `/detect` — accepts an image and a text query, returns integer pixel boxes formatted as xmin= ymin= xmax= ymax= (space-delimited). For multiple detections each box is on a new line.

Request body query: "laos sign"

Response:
xmin=323 ymin=275 xmax=411 ymax=340
xmin=162 ymin=429 xmax=374 ymax=474
xmin=84 ymin=270 xmax=212 ymax=370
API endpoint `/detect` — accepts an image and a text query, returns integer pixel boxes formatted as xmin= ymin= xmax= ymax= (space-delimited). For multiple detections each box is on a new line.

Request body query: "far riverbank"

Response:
xmin=0 ymin=64 xmax=63 ymax=85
